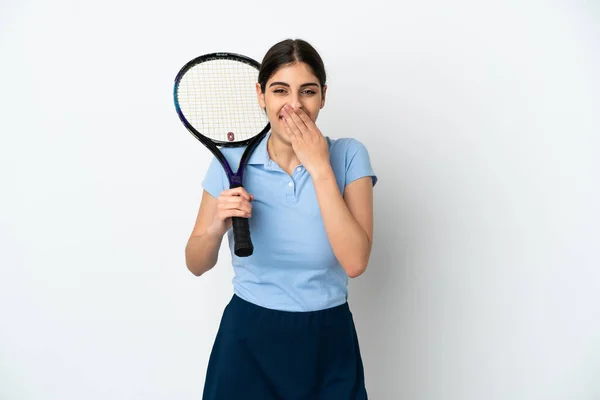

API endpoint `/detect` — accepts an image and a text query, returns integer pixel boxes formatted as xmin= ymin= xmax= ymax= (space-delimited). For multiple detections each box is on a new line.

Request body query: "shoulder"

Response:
xmin=327 ymin=137 xmax=369 ymax=155
xmin=326 ymin=136 xmax=377 ymax=187
xmin=326 ymin=136 xmax=373 ymax=167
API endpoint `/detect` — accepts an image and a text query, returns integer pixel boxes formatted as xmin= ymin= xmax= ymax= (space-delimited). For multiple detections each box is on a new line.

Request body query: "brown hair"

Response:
xmin=258 ymin=39 xmax=326 ymax=95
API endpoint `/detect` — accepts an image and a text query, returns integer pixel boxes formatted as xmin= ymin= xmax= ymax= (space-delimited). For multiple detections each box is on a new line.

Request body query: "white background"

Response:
xmin=1 ymin=0 xmax=599 ymax=399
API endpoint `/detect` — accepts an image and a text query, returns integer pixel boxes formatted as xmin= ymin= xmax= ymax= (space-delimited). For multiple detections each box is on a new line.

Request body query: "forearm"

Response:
xmin=312 ymin=168 xmax=372 ymax=277
xmin=185 ymin=228 xmax=224 ymax=276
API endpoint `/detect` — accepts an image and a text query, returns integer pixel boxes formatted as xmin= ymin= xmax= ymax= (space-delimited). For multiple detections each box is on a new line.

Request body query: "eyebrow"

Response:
xmin=268 ymin=82 xmax=320 ymax=88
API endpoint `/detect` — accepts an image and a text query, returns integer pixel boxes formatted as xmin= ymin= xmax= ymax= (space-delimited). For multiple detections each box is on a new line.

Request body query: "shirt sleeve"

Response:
xmin=201 ymin=156 xmax=227 ymax=198
xmin=345 ymin=139 xmax=378 ymax=187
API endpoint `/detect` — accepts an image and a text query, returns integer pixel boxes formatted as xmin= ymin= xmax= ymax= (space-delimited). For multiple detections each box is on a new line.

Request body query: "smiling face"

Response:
xmin=256 ymin=62 xmax=327 ymax=142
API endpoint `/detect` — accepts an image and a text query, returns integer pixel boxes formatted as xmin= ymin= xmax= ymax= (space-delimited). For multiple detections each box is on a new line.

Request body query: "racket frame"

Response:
xmin=173 ymin=52 xmax=270 ymax=256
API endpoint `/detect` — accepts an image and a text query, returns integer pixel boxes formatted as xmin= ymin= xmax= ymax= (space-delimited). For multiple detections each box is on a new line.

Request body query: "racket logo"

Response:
xmin=227 ymin=132 xmax=235 ymax=141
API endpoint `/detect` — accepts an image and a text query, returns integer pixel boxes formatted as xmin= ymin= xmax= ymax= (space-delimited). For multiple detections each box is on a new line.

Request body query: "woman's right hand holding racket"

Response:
xmin=207 ymin=187 xmax=254 ymax=237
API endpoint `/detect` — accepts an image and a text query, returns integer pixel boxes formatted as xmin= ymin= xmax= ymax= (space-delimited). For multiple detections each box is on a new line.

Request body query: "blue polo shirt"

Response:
xmin=201 ymin=133 xmax=377 ymax=312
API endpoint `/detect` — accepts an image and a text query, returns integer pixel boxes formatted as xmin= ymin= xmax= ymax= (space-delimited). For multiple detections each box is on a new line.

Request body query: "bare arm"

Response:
xmin=280 ymin=105 xmax=374 ymax=277
xmin=185 ymin=188 xmax=253 ymax=276
xmin=313 ymin=171 xmax=374 ymax=278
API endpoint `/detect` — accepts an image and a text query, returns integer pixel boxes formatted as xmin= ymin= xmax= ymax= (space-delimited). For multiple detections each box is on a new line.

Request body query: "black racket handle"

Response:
xmin=232 ymin=216 xmax=253 ymax=257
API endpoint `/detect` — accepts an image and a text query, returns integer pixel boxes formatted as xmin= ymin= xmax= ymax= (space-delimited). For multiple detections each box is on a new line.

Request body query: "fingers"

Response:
xmin=217 ymin=200 xmax=252 ymax=218
xmin=281 ymin=105 xmax=308 ymax=136
xmin=281 ymin=113 xmax=297 ymax=141
xmin=282 ymin=105 xmax=321 ymax=141
xmin=288 ymin=103 xmax=314 ymax=122
xmin=218 ymin=206 xmax=251 ymax=219
xmin=216 ymin=187 xmax=253 ymax=219
xmin=290 ymin=105 xmax=314 ymax=127
xmin=220 ymin=186 xmax=253 ymax=201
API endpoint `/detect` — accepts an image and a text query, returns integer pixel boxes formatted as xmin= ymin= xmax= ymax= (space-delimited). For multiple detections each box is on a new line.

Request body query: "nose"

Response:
xmin=288 ymin=93 xmax=302 ymax=110
xmin=290 ymin=99 xmax=302 ymax=110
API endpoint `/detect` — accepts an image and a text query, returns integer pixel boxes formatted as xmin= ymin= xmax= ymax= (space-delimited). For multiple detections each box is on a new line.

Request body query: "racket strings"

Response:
xmin=177 ymin=59 xmax=268 ymax=143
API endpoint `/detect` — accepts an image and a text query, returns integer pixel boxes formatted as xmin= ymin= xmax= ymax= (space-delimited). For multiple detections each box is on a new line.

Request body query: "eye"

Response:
xmin=273 ymin=88 xmax=287 ymax=94
xmin=302 ymin=89 xmax=317 ymax=96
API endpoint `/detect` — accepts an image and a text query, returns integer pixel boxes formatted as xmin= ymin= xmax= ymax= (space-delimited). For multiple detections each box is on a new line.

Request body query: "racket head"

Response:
xmin=173 ymin=52 xmax=270 ymax=148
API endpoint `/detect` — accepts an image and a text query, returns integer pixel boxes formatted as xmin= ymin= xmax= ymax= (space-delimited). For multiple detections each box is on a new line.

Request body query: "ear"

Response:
xmin=320 ymin=85 xmax=327 ymax=109
xmin=256 ymin=82 xmax=266 ymax=109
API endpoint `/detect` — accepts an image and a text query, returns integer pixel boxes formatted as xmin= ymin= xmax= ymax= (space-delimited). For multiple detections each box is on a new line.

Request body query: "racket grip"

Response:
xmin=232 ymin=216 xmax=253 ymax=257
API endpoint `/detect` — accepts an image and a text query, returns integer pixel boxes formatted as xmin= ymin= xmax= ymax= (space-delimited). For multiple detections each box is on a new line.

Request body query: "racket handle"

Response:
xmin=232 ymin=216 xmax=253 ymax=257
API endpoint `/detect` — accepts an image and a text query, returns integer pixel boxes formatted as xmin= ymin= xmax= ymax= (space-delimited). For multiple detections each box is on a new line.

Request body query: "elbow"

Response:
xmin=344 ymin=259 xmax=369 ymax=278
xmin=186 ymin=260 xmax=214 ymax=277
xmin=347 ymin=265 xmax=367 ymax=278
xmin=187 ymin=265 xmax=205 ymax=277
xmin=185 ymin=257 xmax=203 ymax=276
xmin=339 ymin=248 xmax=371 ymax=278
xmin=345 ymin=236 xmax=372 ymax=278
xmin=184 ymin=245 xmax=215 ymax=277
xmin=185 ymin=252 xmax=216 ymax=276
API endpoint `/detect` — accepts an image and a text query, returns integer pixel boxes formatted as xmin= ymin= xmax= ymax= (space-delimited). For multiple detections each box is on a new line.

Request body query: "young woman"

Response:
xmin=185 ymin=38 xmax=377 ymax=400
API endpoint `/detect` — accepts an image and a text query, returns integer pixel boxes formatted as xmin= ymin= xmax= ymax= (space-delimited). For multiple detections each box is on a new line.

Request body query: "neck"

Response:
xmin=267 ymin=133 xmax=300 ymax=173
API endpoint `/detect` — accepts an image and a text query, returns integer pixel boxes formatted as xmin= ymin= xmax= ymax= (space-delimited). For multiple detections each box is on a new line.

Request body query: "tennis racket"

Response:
xmin=173 ymin=52 xmax=270 ymax=257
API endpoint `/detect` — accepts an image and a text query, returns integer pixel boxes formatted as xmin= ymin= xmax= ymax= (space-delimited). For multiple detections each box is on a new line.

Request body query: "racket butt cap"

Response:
xmin=232 ymin=216 xmax=254 ymax=257
xmin=234 ymin=245 xmax=254 ymax=257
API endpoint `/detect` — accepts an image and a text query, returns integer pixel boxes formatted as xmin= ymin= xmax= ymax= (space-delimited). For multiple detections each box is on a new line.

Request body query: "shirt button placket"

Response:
xmin=286 ymin=178 xmax=296 ymax=201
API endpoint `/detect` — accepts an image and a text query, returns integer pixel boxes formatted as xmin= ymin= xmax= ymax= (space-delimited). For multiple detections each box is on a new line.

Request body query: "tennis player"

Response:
xmin=185 ymin=38 xmax=377 ymax=400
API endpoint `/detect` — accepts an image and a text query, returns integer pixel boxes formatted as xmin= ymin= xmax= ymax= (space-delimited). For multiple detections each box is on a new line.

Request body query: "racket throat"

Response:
xmin=229 ymin=176 xmax=243 ymax=188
